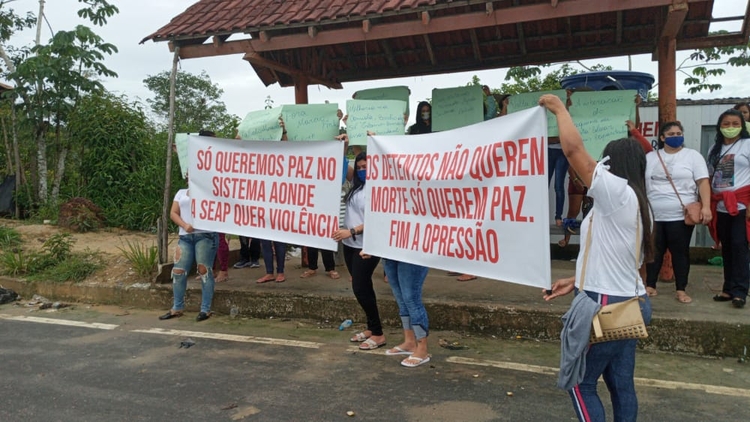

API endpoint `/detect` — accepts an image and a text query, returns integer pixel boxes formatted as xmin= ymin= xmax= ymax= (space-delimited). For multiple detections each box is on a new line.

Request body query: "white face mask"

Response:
xmin=421 ymin=112 xmax=430 ymax=121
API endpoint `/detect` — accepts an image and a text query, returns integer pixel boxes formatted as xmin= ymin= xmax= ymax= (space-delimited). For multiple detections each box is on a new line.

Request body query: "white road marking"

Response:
xmin=131 ymin=327 xmax=323 ymax=349
xmin=447 ymin=356 xmax=750 ymax=398
xmin=0 ymin=314 xmax=118 ymax=330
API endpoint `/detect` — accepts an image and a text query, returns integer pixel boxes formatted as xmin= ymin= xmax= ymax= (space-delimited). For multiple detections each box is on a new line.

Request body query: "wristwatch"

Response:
xmin=349 ymin=228 xmax=357 ymax=240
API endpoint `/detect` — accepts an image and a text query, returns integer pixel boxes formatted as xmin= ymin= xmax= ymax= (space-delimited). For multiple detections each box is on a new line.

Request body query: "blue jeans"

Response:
xmin=172 ymin=232 xmax=218 ymax=314
xmin=548 ymin=147 xmax=570 ymax=221
xmin=383 ymin=260 xmax=429 ymax=340
xmin=260 ymin=240 xmax=285 ymax=274
xmin=569 ymin=291 xmax=652 ymax=422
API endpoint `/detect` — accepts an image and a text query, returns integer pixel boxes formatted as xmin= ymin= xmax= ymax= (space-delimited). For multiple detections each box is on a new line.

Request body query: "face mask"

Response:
xmin=721 ymin=127 xmax=742 ymax=139
xmin=357 ymin=169 xmax=367 ymax=182
xmin=663 ymin=136 xmax=684 ymax=148
xmin=421 ymin=112 xmax=430 ymax=121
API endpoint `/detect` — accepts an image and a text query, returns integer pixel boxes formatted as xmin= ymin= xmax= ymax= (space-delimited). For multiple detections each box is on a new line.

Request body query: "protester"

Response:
xmin=233 ymin=237 xmax=261 ymax=269
xmin=333 ymin=152 xmax=386 ymax=350
xmin=557 ymin=167 xmax=587 ymax=248
xmin=196 ymin=129 xmax=229 ymax=283
xmin=733 ymin=102 xmax=750 ymax=132
xmin=409 ymin=101 xmax=432 ymax=134
xmin=540 ymin=94 xmax=653 ymax=422
xmin=160 ymin=174 xmax=219 ymax=322
xmin=707 ymin=109 xmax=750 ymax=309
xmin=482 ymin=85 xmax=499 ymax=120
xmin=644 ymin=121 xmax=711 ymax=303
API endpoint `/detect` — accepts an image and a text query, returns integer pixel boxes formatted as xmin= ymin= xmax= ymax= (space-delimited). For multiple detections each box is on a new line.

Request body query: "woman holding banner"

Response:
xmin=540 ymin=94 xmax=653 ymax=422
xmin=333 ymin=152 xmax=386 ymax=350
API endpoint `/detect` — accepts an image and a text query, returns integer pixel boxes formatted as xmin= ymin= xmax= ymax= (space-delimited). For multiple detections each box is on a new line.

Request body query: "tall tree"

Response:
xmin=682 ymin=31 xmax=750 ymax=94
xmin=143 ymin=70 xmax=239 ymax=138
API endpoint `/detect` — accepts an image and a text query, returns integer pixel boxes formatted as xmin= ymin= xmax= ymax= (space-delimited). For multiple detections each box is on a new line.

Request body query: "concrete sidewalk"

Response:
xmin=2 ymin=257 xmax=747 ymax=358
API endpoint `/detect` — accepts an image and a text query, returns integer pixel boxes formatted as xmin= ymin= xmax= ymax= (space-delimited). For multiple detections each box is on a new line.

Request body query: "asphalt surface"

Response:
xmin=0 ymin=305 xmax=748 ymax=422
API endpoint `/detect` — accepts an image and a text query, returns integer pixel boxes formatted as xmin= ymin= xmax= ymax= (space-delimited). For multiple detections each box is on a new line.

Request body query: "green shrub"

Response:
xmin=33 ymin=250 xmax=103 ymax=282
xmin=0 ymin=250 xmax=29 ymax=276
xmin=0 ymin=226 xmax=22 ymax=249
xmin=117 ymin=239 xmax=158 ymax=277
xmin=42 ymin=233 xmax=75 ymax=262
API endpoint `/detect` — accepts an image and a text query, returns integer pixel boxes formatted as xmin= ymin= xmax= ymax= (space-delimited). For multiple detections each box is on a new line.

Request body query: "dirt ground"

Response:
xmin=1 ymin=219 xmax=238 ymax=285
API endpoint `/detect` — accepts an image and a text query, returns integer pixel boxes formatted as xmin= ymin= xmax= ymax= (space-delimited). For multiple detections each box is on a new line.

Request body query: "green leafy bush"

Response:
xmin=0 ymin=226 xmax=22 ymax=249
xmin=117 ymin=239 xmax=158 ymax=277
xmin=33 ymin=249 xmax=103 ymax=282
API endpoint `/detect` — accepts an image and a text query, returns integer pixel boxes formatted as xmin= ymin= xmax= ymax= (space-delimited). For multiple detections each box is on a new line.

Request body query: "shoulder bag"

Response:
xmin=656 ymin=149 xmax=702 ymax=225
xmin=578 ymin=212 xmax=648 ymax=344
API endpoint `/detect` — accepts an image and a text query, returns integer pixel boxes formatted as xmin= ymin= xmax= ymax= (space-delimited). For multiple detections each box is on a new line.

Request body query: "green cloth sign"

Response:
xmin=569 ymin=90 xmax=637 ymax=159
xmin=431 ymin=86 xmax=483 ymax=132
xmin=237 ymin=108 xmax=283 ymax=141
xmin=346 ymin=99 xmax=407 ymax=146
xmin=354 ymin=86 xmax=411 ymax=118
xmin=281 ymin=104 xmax=340 ymax=141
xmin=175 ymin=133 xmax=189 ymax=178
xmin=507 ymin=90 xmax=567 ymax=137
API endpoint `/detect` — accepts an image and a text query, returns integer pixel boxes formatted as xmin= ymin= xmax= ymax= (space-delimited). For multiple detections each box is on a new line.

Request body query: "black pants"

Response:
xmin=343 ymin=244 xmax=383 ymax=336
xmin=646 ymin=220 xmax=695 ymax=291
xmin=238 ymin=236 xmax=261 ymax=261
xmin=307 ymin=247 xmax=335 ymax=272
xmin=716 ymin=210 xmax=750 ymax=300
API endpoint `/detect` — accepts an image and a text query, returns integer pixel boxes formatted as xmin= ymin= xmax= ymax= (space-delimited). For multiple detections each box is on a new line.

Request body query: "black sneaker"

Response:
xmin=196 ymin=312 xmax=211 ymax=322
xmin=233 ymin=259 xmax=250 ymax=269
xmin=249 ymin=260 xmax=260 ymax=268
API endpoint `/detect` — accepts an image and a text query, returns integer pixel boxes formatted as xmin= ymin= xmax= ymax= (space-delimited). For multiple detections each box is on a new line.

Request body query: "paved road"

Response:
xmin=0 ymin=305 xmax=748 ymax=422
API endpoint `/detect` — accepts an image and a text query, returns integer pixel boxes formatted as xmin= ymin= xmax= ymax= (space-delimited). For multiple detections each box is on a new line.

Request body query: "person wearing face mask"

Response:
xmin=707 ymin=109 xmax=750 ymax=309
xmin=733 ymin=102 xmax=750 ymax=133
xmin=409 ymin=101 xmax=432 ymax=135
xmin=332 ymin=152 xmax=386 ymax=350
xmin=643 ymin=122 xmax=711 ymax=303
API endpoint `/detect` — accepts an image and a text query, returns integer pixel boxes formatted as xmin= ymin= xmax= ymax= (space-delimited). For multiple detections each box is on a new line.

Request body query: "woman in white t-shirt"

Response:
xmin=540 ymin=94 xmax=654 ymax=422
xmin=160 ymin=184 xmax=219 ymax=322
xmin=644 ymin=122 xmax=711 ymax=303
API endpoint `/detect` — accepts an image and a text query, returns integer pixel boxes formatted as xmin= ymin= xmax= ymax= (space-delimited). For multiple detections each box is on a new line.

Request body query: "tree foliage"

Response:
xmin=143 ymin=70 xmax=239 ymax=137
xmin=682 ymin=30 xmax=750 ymax=94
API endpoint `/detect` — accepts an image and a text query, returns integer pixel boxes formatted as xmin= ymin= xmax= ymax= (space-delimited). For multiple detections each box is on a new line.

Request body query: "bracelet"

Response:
xmin=282 ymin=130 xmax=288 ymax=135
xmin=349 ymin=228 xmax=357 ymax=240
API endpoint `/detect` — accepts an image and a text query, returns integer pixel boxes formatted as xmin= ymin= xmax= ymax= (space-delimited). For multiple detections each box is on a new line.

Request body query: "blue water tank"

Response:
xmin=561 ymin=71 xmax=655 ymax=100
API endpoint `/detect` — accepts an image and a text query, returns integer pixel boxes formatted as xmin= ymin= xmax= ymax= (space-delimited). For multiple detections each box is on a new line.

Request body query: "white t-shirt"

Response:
xmin=342 ymin=188 xmax=365 ymax=249
xmin=173 ymin=189 xmax=208 ymax=236
xmin=575 ymin=160 xmax=646 ymax=297
xmin=710 ymin=138 xmax=750 ymax=213
xmin=645 ymin=148 xmax=708 ymax=221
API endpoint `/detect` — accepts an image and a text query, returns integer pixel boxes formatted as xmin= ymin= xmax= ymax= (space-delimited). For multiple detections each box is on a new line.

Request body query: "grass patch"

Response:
xmin=0 ymin=225 xmax=22 ymax=249
xmin=30 ymin=249 xmax=104 ymax=282
xmin=117 ymin=239 xmax=158 ymax=277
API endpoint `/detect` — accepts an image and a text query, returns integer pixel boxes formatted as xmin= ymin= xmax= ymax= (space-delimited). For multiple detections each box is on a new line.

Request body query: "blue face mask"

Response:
xmin=357 ymin=169 xmax=367 ymax=182
xmin=664 ymin=136 xmax=684 ymax=148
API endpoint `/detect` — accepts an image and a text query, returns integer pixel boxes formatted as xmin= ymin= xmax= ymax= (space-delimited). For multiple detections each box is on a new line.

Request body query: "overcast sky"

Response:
xmin=6 ymin=0 xmax=748 ymax=123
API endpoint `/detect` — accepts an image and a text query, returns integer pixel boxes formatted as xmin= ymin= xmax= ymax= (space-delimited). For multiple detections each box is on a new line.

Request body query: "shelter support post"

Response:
xmin=294 ymin=76 xmax=309 ymax=105
xmin=158 ymin=46 xmax=180 ymax=266
xmin=657 ymin=37 xmax=677 ymax=122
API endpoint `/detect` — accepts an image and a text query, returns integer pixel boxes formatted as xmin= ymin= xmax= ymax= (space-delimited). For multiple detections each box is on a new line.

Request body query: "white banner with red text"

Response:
xmin=188 ymin=136 xmax=343 ymax=251
xmin=364 ymin=107 xmax=551 ymax=289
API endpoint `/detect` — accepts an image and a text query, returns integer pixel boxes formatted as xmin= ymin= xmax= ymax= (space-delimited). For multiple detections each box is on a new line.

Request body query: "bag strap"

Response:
xmin=577 ymin=209 xmax=642 ymax=297
xmin=656 ymin=149 xmax=686 ymax=209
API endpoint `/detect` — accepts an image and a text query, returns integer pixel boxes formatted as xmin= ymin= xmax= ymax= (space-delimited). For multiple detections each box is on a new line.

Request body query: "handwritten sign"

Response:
xmin=354 ymin=86 xmax=411 ymax=118
xmin=281 ymin=104 xmax=340 ymax=141
xmin=507 ymin=90 xmax=567 ymax=137
xmin=175 ymin=133 xmax=190 ymax=178
xmin=237 ymin=108 xmax=283 ymax=141
xmin=365 ymin=107 xmax=551 ymax=289
xmin=568 ymin=90 xmax=637 ymax=159
xmin=431 ymin=86 xmax=484 ymax=132
xmin=346 ymin=99 xmax=406 ymax=146
xmin=187 ymin=136 xmax=343 ymax=251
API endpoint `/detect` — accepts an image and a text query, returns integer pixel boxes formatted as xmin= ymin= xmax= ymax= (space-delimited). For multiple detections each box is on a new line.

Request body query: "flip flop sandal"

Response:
xmin=385 ymin=346 xmax=414 ymax=356
xmin=256 ymin=275 xmax=275 ymax=284
xmin=350 ymin=332 xmax=369 ymax=342
xmin=275 ymin=275 xmax=286 ymax=283
xmin=327 ymin=270 xmax=340 ymax=279
xmin=457 ymin=275 xmax=477 ymax=282
xmin=359 ymin=338 xmax=387 ymax=350
xmin=401 ymin=355 xmax=431 ymax=368
xmin=675 ymin=292 xmax=692 ymax=303
xmin=300 ymin=269 xmax=317 ymax=278
xmin=713 ymin=294 xmax=733 ymax=302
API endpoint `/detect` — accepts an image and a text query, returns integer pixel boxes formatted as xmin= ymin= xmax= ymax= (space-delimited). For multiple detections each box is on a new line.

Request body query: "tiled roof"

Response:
xmin=143 ymin=0 xmax=437 ymax=42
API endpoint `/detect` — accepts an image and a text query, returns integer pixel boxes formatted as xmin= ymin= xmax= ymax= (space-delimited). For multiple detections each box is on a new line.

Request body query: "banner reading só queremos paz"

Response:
xmin=188 ymin=135 xmax=343 ymax=251
xmin=364 ymin=107 xmax=551 ymax=289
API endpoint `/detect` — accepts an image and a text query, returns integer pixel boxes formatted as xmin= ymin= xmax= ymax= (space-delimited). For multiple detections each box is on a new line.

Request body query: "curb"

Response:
xmin=2 ymin=276 xmax=747 ymax=358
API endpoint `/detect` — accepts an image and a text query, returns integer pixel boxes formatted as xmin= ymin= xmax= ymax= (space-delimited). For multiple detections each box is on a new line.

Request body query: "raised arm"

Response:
xmin=626 ymin=120 xmax=653 ymax=153
xmin=539 ymin=95 xmax=596 ymax=188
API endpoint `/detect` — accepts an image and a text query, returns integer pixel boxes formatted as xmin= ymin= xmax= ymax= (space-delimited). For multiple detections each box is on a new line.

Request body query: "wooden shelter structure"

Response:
xmin=142 ymin=0 xmax=750 ymax=265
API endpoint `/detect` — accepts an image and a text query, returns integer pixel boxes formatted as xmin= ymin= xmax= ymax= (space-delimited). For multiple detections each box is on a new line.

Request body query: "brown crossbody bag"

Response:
xmin=656 ymin=150 xmax=702 ymax=225
xmin=579 ymin=211 xmax=648 ymax=343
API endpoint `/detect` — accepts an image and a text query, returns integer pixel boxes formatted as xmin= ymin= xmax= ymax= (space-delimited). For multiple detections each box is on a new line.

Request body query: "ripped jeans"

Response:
xmin=172 ymin=232 xmax=218 ymax=314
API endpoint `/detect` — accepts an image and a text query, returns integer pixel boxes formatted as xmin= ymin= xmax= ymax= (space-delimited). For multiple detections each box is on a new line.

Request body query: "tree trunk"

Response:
xmin=1 ymin=116 xmax=12 ymax=173
xmin=11 ymin=100 xmax=26 ymax=218
xmin=159 ymin=46 xmax=180 ymax=265
xmin=51 ymin=146 xmax=67 ymax=202
xmin=36 ymin=130 xmax=48 ymax=202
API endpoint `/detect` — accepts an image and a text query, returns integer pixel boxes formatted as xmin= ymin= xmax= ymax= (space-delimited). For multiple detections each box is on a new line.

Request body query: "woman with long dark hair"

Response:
xmin=540 ymin=94 xmax=654 ymax=422
xmin=332 ymin=152 xmax=386 ymax=350
xmin=644 ymin=121 xmax=711 ymax=303
xmin=707 ymin=109 xmax=750 ymax=309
